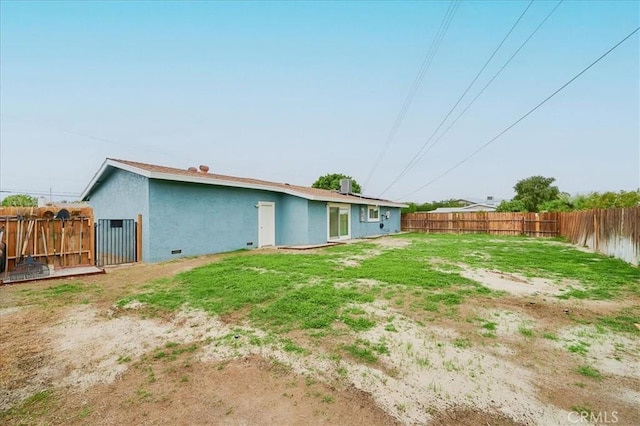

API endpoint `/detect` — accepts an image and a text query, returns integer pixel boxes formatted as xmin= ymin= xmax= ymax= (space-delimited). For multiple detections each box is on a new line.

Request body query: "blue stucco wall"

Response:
xmin=89 ymin=169 xmax=404 ymax=262
xmin=307 ymin=201 xmax=328 ymax=244
xmin=351 ymin=205 xmax=402 ymax=238
xmin=276 ymin=195 xmax=311 ymax=246
xmin=86 ymin=168 xmax=150 ymax=259
xmin=147 ymin=180 xmax=286 ymax=262
xmin=305 ymin=202 xmax=403 ymax=244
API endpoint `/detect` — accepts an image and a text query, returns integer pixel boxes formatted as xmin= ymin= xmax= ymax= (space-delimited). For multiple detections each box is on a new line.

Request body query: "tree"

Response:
xmin=537 ymin=199 xmax=573 ymax=212
xmin=538 ymin=192 xmax=573 ymax=212
xmin=496 ymin=199 xmax=527 ymax=212
xmin=312 ymin=173 xmax=362 ymax=194
xmin=579 ymin=190 xmax=640 ymax=209
xmin=1 ymin=194 xmax=38 ymax=207
xmin=402 ymin=202 xmax=418 ymax=213
xmin=402 ymin=199 xmax=464 ymax=213
xmin=512 ymin=176 xmax=560 ymax=212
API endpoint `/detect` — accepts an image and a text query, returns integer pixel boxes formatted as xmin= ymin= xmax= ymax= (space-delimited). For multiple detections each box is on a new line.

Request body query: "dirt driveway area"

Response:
xmin=1 ymin=236 xmax=639 ymax=425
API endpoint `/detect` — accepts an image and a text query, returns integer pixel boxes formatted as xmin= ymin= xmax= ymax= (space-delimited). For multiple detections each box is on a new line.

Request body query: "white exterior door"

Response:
xmin=258 ymin=201 xmax=275 ymax=247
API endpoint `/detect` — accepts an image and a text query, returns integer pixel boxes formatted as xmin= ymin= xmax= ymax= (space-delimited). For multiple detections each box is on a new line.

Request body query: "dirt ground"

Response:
xmin=1 ymin=242 xmax=639 ymax=425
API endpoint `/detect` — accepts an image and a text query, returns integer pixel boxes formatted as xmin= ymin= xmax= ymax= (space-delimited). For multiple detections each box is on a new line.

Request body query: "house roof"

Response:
xmin=455 ymin=198 xmax=501 ymax=206
xmin=429 ymin=203 xmax=498 ymax=213
xmin=81 ymin=159 xmax=408 ymax=208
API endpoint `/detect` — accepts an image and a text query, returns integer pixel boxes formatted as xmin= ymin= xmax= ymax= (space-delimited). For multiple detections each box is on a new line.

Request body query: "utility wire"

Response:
xmin=399 ymin=26 xmax=640 ymax=200
xmin=1 ymin=189 xmax=81 ymax=197
xmin=413 ymin=0 xmax=563 ymax=165
xmin=0 ymin=114 xmax=198 ymax=165
xmin=362 ymin=0 xmax=461 ymax=191
xmin=379 ymin=0 xmax=535 ymax=197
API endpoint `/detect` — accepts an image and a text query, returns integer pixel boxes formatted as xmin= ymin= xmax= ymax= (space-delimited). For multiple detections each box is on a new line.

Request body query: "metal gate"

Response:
xmin=95 ymin=219 xmax=137 ymax=266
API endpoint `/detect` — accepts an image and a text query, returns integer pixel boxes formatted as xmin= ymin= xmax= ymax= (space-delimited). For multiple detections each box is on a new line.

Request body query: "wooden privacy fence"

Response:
xmin=401 ymin=207 xmax=640 ymax=265
xmin=560 ymin=206 xmax=639 ymax=266
xmin=401 ymin=211 xmax=559 ymax=237
xmin=0 ymin=206 xmax=94 ymax=274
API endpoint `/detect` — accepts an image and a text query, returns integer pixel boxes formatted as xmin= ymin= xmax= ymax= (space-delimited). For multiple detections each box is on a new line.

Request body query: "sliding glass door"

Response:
xmin=328 ymin=204 xmax=350 ymax=240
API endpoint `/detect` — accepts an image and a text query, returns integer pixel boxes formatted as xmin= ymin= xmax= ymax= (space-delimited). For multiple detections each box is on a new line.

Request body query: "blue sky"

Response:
xmin=1 ymin=0 xmax=638 ymax=203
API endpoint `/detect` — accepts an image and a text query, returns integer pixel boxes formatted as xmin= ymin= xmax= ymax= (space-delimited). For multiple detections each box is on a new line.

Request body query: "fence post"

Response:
xmin=136 ymin=214 xmax=142 ymax=263
xmin=485 ymin=212 xmax=489 ymax=234
xmin=88 ymin=216 xmax=94 ymax=265
xmin=593 ymin=210 xmax=598 ymax=252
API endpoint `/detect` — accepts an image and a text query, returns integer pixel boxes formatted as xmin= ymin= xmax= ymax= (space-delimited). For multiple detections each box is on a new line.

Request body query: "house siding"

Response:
xmin=86 ymin=164 xmax=406 ymax=263
xmin=351 ymin=205 xmax=402 ymax=238
xmin=86 ymin=169 xmax=150 ymax=260
xmin=307 ymin=201 xmax=329 ymax=243
xmin=147 ymin=180 xmax=279 ymax=262
xmin=276 ymin=194 xmax=311 ymax=246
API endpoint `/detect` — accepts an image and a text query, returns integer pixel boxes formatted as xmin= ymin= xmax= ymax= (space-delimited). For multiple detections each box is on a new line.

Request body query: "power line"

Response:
xmin=379 ymin=0 xmax=535 ymax=197
xmin=412 ymin=0 xmax=563 ymax=166
xmin=399 ymin=26 xmax=640 ymax=200
xmin=0 ymin=114 xmax=197 ymax=164
xmin=1 ymin=189 xmax=81 ymax=197
xmin=362 ymin=0 xmax=461 ymax=191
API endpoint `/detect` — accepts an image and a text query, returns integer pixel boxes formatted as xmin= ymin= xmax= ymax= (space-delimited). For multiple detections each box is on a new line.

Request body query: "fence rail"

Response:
xmin=401 ymin=207 xmax=640 ymax=265
xmin=0 ymin=206 xmax=95 ymax=274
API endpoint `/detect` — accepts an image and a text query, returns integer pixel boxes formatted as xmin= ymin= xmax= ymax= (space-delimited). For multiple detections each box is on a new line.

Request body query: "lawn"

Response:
xmin=119 ymin=233 xmax=640 ymax=333
xmin=2 ymin=233 xmax=639 ymax=425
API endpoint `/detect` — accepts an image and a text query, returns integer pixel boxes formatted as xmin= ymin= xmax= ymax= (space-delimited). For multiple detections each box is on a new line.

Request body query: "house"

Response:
xmin=454 ymin=196 xmax=500 ymax=207
xmin=429 ymin=196 xmax=500 ymax=213
xmin=81 ymin=159 xmax=407 ymax=263
xmin=429 ymin=203 xmax=498 ymax=213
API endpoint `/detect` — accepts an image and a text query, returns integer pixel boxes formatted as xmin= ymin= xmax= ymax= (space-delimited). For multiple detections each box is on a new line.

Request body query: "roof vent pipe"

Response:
xmin=199 ymin=165 xmax=210 ymax=173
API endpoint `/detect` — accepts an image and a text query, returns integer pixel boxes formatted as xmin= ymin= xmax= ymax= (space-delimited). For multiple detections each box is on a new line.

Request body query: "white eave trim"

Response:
xmin=82 ymin=159 xmax=408 ymax=208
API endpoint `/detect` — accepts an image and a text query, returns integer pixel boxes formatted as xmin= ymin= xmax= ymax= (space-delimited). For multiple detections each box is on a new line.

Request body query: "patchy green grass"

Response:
xmin=518 ymin=325 xmax=535 ymax=338
xmin=384 ymin=323 xmax=398 ymax=333
xmin=342 ymin=339 xmax=389 ymax=364
xmin=541 ymin=332 xmax=559 ymax=341
xmin=571 ymin=405 xmax=593 ymax=416
xmin=118 ymin=233 xmax=639 ymax=339
xmin=0 ymin=390 xmax=55 ymax=421
xmin=118 ymin=238 xmax=495 ymax=333
xmin=282 ymin=340 xmax=308 ymax=355
xmin=567 ymin=341 xmax=590 ymax=356
xmin=576 ymin=365 xmax=603 ymax=380
xmin=17 ymin=282 xmax=102 ymax=306
xmin=341 ymin=316 xmax=376 ymax=332
xmin=481 ymin=321 xmax=498 ymax=331
xmin=453 ymin=338 xmax=472 ymax=349
xmin=597 ymin=307 xmax=640 ymax=335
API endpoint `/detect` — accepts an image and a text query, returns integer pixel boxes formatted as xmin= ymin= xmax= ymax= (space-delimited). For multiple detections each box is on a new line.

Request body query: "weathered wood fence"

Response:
xmin=401 ymin=211 xmax=559 ymax=237
xmin=401 ymin=207 xmax=640 ymax=265
xmin=559 ymin=206 xmax=639 ymax=266
xmin=0 ymin=206 xmax=95 ymax=273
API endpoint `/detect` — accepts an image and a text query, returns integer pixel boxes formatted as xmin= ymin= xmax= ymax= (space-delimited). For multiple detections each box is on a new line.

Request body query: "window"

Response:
xmin=368 ymin=206 xmax=379 ymax=222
